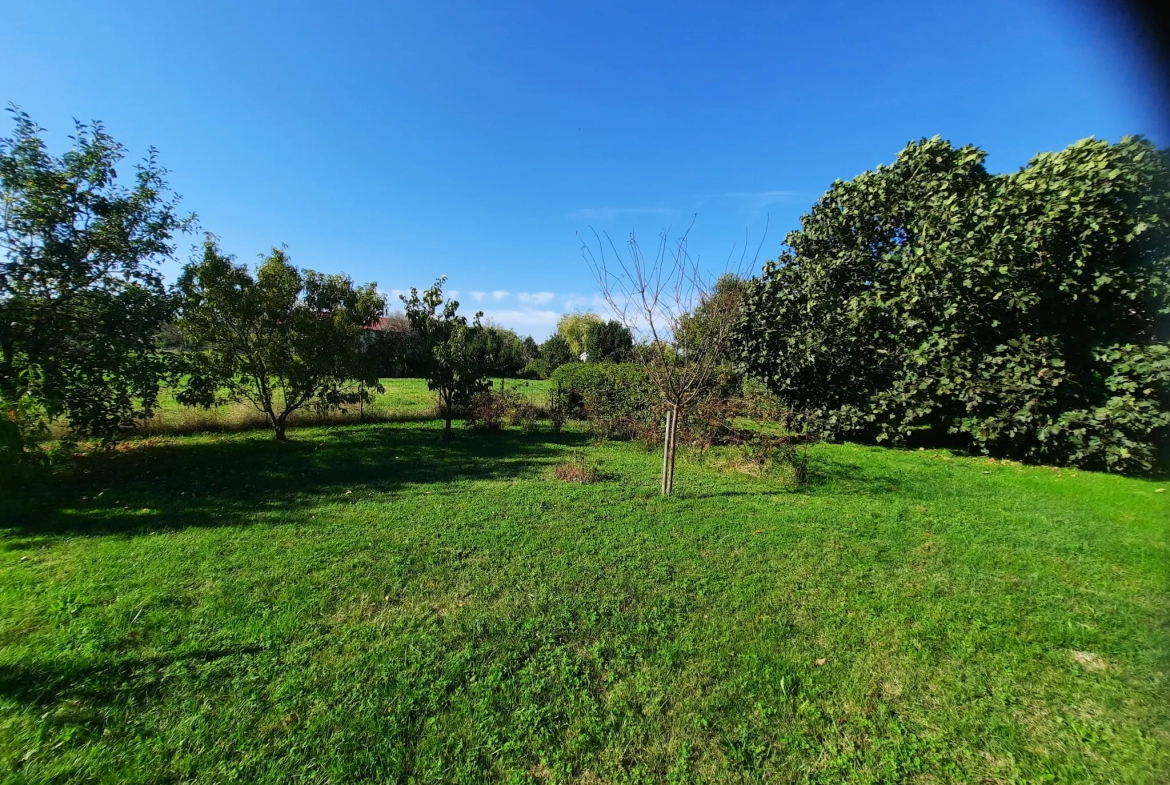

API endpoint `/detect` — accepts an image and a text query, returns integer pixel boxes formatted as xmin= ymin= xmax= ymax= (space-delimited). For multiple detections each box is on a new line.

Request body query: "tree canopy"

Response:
xmin=737 ymin=135 xmax=1170 ymax=472
xmin=557 ymin=311 xmax=603 ymax=358
xmin=584 ymin=319 xmax=634 ymax=363
xmin=177 ymin=238 xmax=384 ymax=440
xmin=401 ymin=277 xmax=490 ymax=439
xmin=0 ymin=107 xmax=192 ymax=450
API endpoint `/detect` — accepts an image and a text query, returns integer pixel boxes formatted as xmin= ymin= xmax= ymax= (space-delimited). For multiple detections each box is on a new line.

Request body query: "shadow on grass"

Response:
xmin=805 ymin=452 xmax=905 ymax=496
xmin=1 ymin=423 xmax=587 ymax=541
xmin=0 ymin=646 xmax=267 ymax=710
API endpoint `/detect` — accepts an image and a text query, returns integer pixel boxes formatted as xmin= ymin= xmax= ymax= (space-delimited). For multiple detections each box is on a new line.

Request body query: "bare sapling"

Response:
xmin=583 ymin=219 xmax=764 ymax=495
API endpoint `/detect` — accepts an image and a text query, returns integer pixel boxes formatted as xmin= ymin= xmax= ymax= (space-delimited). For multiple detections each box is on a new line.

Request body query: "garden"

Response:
xmin=2 ymin=109 xmax=1169 ymax=783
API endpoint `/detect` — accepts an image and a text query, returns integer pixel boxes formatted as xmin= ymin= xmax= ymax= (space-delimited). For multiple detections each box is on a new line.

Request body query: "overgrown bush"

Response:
xmin=550 ymin=362 xmax=660 ymax=441
xmin=738 ymin=135 xmax=1170 ymax=473
xmin=465 ymin=388 xmax=543 ymax=432
xmin=547 ymin=380 xmax=570 ymax=433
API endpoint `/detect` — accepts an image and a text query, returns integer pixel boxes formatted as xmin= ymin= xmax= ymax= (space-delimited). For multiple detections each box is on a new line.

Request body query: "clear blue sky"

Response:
xmin=2 ymin=0 xmax=1166 ymax=337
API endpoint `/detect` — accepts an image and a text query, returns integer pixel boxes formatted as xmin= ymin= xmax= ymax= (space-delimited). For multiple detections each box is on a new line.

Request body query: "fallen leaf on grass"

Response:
xmin=815 ymin=658 xmax=827 ymax=666
xmin=754 ymin=529 xmax=764 ymax=534
xmin=345 ymin=490 xmax=352 ymax=495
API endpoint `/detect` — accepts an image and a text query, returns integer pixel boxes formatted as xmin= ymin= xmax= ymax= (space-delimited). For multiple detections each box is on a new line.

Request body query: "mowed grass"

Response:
xmin=1 ymin=405 xmax=1168 ymax=782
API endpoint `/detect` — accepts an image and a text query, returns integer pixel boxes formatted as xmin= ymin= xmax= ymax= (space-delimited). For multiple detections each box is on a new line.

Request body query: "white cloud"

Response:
xmin=517 ymin=291 xmax=555 ymax=305
xmin=382 ymin=285 xmax=566 ymax=336
xmin=560 ymin=293 xmax=609 ymax=312
xmin=479 ymin=308 xmax=562 ymax=335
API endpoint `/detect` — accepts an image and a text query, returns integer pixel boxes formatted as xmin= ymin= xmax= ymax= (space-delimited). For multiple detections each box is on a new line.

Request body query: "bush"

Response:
xmin=465 ymin=388 xmax=542 ymax=431
xmin=549 ymin=362 xmax=659 ymax=440
xmin=547 ymin=380 xmax=570 ymax=433
xmin=521 ymin=358 xmax=552 ymax=380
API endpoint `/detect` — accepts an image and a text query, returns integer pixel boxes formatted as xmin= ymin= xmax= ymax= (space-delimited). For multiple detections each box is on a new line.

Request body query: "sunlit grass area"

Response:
xmin=132 ymin=377 xmax=552 ymax=435
xmin=2 ymin=406 xmax=1166 ymax=783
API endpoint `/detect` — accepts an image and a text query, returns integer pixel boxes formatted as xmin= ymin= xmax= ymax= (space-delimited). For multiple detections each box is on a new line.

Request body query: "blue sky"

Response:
xmin=2 ymin=0 xmax=1166 ymax=337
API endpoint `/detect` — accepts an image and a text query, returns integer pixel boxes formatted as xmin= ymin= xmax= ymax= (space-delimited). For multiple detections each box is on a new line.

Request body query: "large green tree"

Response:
xmin=584 ymin=319 xmax=634 ymax=362
xmin=539 ymin=333 xmax=574 ymax=370
xmin=177 ymin=238 xmax=385 ymax=441
xmin=737 ymin=135 xmax=1170 ymax=472
xmin=401 ymin=277 xmax=490 ymax=439
xmin=479 ymin=323 xmax=525 ymax=388
xmin=556 ymin=311 xmax=602 ymax=358
xmin=0 ymin=108 xmax=192 ymax=449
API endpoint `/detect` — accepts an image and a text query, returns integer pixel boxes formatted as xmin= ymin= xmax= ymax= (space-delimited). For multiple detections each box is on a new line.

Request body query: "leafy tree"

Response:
xmin=177 ymin=238 xmax=385 ymax=441
xmin=369 ymin=312 xmax=427 ymax=377
xmin=401 ymin=277 xmax=490 ymax=439
xmin=521 ymin=335 xmax=540 ymax=363
xmin=584 ymin=319 xmax=634 ymax=362
xmin=737 ymin=135 xmax=1170 ymax=472
xmin=678 ymin=274 xmax=746 ymax=368
xmin=521 ymin=358 xmax=552 ymax=379
xmin=557 ymin=311 xmax=603 ymax=358
xmin=479 ymin=324 xmax=525 ymax=387
xmin=540 ymin=333 xmax=574 ymax=370
xmin=0 ymin=107 xmax=192 ymax=448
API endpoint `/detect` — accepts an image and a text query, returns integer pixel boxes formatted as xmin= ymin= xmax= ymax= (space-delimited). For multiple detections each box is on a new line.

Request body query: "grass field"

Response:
xmin=2 ymin=390 xmax=1168 ymax=783
xmin=135 ymin=378 xmax=552 ymax=435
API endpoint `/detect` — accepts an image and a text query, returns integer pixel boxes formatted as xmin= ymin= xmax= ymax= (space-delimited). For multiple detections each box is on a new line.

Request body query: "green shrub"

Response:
xmin=520 ymin=358 xmax=551 ymax=380
xmin=549 ymin=363 xmax=659 ymax=441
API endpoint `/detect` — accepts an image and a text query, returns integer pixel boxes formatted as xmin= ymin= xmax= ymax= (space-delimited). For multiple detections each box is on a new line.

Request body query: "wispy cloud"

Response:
xmin=469 ymin=290 xmax=487 ymax=302
xmin=569 ymin=206 xmax=676 ymax=222
xmin=517 ymin=291 xmax=555 ymax=305
xmin=479 ymin=308 xmax=561 ymax=332
xmin=490 ymin=290 xmax=510 ymax=301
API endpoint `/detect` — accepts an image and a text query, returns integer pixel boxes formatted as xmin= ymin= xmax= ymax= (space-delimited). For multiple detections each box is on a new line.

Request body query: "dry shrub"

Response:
xmin=554 ymin=452 xmax=600 ymax=483
xmin=466 ymin=389 xmax=544 ymax=432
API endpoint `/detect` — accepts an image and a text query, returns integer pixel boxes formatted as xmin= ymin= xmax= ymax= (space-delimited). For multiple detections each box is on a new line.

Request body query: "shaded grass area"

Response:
xmin=1 ymin=422 xmax=1167 ymax=783
xmin=133 ymin=377 xmax=551 ymax=436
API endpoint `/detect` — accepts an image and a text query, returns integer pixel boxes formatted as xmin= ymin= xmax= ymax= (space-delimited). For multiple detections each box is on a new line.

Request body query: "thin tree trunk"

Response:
xmin=661 ymin=405 xmax=678 ymax=496
xmin=443 ymin=416 xmax=452 ymax=440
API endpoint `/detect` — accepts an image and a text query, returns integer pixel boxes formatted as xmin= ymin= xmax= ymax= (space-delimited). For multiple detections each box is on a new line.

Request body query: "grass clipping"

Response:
xmin=554 ymin=452 xmax=600 ymax=484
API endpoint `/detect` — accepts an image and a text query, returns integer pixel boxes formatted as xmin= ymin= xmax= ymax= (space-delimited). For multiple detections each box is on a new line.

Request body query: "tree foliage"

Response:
xmin=479 ymin=324 xmax=525 ymax=384
xmin=737 ymin=135 xmax=1170 ymax=472
xmin=177 ymin=238 xmax=384 ymax=440
xmin=584 ymin=319 xmax=634 ymax=363
xmin=400 ymin=277 xmax=489 ymax=439
xmin=557 ymin=311 xmax=603 ymax=358
xmin=0 ymin=107 xmax=192 ymax=449
xmin=540 ymin=333 xmax=574 ymax=371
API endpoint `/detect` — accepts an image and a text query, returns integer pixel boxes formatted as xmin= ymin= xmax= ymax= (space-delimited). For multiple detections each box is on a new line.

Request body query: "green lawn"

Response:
xmin=1 ymin=407 xmax=1167 ymax=782
xmin=137 ymin=377 xmax=552 ymax=434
